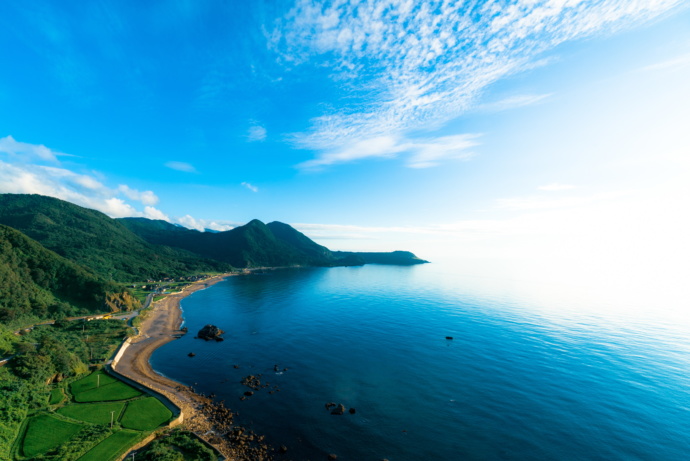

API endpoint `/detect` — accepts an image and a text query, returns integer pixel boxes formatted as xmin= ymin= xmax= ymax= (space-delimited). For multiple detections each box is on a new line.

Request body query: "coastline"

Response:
xmin=113 ymin=273 xmax=274 ymax=460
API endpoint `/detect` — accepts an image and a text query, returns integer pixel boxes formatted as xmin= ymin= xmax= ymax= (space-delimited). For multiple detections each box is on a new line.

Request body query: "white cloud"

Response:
xmin=101 ymin=198 xmax=138 ymax=218
xmin=297 ymin=133 xmax=479 ymax=170
xmin=174 ymin=215 xmax=237 ymax=232
xmin=538 ymin=183 xmax=576 ymax=191
xmin=0 ymin=135 xmax=64 ymax=163
xmin=241 ymin=182 xmax=259 ymax=193
xmin=165 ymin=161 xmax=197 ymax=173
xmin=0 ymin=137 xmax=168 ymax=220
xmin=273 ymin=0 xmax=684 ymax=168
xmin=143 ymin=206 xmax=169 ymax=221
xmin=247 ymin=125 xmax=267 ymax=142
xmin=205 ymin=221 xmax=235 ymax=232
xmin=118 ymin=185 xmax=159 ymax=205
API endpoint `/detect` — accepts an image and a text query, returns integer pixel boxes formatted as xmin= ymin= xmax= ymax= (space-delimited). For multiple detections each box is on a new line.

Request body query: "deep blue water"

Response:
xmin=151 ymin=263 xmax=690 ymax=460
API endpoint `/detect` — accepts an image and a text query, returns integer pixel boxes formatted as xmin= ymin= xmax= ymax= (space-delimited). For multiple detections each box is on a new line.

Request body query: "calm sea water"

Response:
xmin=151 ymin=262 xmax=690 ymax=460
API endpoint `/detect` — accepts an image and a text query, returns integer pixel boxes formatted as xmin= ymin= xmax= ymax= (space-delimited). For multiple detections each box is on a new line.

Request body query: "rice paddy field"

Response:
xmin=14 ymin=370 xmax=174 ymax=460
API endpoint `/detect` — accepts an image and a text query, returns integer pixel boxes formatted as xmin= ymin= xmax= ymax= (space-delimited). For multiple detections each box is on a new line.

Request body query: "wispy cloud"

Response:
xmin=476 ymin=93 xmax=553 ymax=113
xmin=297 ymin=133 xmax=480 ymax=170
xmin=241 ymin=182 xmax=259 ymax=192
xmin=118 ymin=184 xmax=159 ymax=205
xmin=638 ymin=53 xmax=690 ymax=72
xmin=165 ymin=161 xmax=197 ymax=173
xmin=247 ymin=124 xmax=267 ymax=142
xmin=0 ymin=135 xmax=68 ymax=163
xmin=538 ymin=183 xmax=576 ymax=191
xmin=272 ymin=0 xmax=684 ymax=168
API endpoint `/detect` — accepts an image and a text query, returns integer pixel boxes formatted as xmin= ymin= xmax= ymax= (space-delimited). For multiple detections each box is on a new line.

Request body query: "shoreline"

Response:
xmin=113 ymin=273 xmax=274 ymax=460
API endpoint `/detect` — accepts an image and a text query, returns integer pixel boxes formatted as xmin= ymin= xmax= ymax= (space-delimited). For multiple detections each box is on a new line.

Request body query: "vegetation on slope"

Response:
xmin=0 ymin=194 xmax=231 ymax=281
xmin=120 ymin=217 xmax=365 ymax=268
xmin=0 ymin=224 xmax=138 ymax=326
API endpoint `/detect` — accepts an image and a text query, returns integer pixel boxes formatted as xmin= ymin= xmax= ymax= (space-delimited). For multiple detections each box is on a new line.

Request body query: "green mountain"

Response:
xmin=120 ymin=217 xmax=359 ymax=267
xmin=0 ymin=224 xmax=136 ymax=325
xmin=119 ymin=217 xmax=429 ymax=267
xmin=0 ymin=194 xmax=231 ymax=281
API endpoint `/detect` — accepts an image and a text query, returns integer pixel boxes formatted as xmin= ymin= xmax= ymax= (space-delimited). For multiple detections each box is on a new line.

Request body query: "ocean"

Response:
xmin=150 ymin=262 xmax=690 ymax=460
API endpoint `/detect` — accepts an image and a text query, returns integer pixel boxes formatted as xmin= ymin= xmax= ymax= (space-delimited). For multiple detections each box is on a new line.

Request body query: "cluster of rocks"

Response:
xmin=239 ymin=374 xmax=281 ymax=400
xmin=196 ymin=324 xmax=225 ymax=341
xmin=188 ymin=395 xmax=279 ymax=460
xmin=325 ymin=402 xmax=356 ymax=415
xmin=225 ymin=425 xmax=275 ymax=460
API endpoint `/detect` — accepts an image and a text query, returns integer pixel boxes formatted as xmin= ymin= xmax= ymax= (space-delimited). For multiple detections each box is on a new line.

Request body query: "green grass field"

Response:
xmin=71 ymin=371 xmax=142 ymax=403
xmin=49 ymin=387 xmax=65 ymax=405
xmin=120 ymin=397 xmax=173 ymax=431
xmin=70 ymin=370 xmax=119 ymax=395
xmin=21 ymin=414 xmax=83 ymax=458
xmin=57 ymin=402 xmax=127 ymax=426
xmin=77 ymin=429 xmax=144 ymax=461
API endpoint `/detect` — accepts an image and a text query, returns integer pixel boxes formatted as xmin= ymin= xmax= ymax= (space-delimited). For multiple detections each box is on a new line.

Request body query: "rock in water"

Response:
xmin=197 ymin=324 xmax=225 ymax=341
xmin=331 ymin=404 xmax=346 ymax=415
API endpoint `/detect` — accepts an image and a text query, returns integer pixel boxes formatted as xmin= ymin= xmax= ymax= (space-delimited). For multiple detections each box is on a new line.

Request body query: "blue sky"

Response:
xmin=1 ymin=0 xmax=689 ymax=291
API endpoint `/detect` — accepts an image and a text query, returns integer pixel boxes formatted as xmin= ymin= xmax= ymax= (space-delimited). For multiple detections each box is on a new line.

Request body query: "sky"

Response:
xmin=1 ymin=0 xmax=689 ymax=296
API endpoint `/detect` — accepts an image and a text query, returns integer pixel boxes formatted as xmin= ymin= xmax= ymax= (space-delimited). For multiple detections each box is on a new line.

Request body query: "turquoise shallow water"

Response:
xmin=151 ymin=263 xmax=690 ymax=460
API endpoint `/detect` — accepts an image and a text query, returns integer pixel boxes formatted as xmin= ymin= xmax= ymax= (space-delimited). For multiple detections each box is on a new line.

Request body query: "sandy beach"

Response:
xmin=113 ymin=274 xmax=274 ymax=460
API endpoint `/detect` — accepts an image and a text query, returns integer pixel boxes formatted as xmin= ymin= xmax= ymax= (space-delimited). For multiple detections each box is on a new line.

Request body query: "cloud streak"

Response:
xmin=0 ymin=135 xmax=66 ymax=163
xmin=273 ymin=0 xmax=684 ymax=167
xmin=297 ymin=133 xmax=480 ymax=170
xmin=247 ymin=125 xmax=267 ymax=142
xmin=165 ymin=161 xmax=198 ymax=173
xmin=241 ymin=182 xmax=259 ymax=192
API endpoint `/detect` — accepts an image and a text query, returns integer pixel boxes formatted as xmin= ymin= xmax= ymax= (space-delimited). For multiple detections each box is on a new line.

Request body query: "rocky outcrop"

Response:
xmin=331 ymin=404 xmax=346 ymax=415
xmin=197 ymin=324 xmax=225 ymax=341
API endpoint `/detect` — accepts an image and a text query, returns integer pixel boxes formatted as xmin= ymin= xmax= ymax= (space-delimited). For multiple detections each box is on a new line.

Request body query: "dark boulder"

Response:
xmin=197 ymin=324 xmax=225 ymax=341
xmin=331 ymin=404 xmax=346 ymax=415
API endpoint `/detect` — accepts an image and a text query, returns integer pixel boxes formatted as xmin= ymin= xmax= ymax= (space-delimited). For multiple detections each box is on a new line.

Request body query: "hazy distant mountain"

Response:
xmin=333 ymin=250 xmax=429 ymax=265
xmin=0 ymin=194 xmax=230 ymax=281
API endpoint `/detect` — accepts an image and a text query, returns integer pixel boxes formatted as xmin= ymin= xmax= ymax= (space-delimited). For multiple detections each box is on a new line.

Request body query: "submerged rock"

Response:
xmin=197 ymin=324 xmax=225 ymax=341
xmin=331 ymin=404 xmax=346 ymax=415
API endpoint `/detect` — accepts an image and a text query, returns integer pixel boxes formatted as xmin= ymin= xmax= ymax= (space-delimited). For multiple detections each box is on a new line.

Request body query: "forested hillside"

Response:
xmin=0 ymin=194 xmax=231 ymax=281
xmin=120 ymin=217 xmax=362 ymax=267
xmin=0 ymin=224 xmax=139 ymax=327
